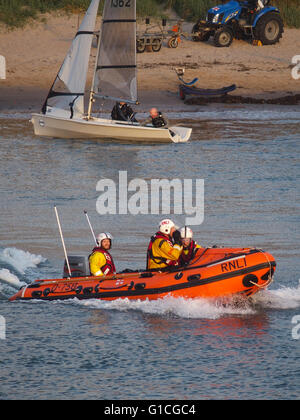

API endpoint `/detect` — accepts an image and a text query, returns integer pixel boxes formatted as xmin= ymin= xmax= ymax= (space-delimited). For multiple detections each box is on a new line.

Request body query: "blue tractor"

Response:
xmin=192 ymin=0 xmax=284 ymax=47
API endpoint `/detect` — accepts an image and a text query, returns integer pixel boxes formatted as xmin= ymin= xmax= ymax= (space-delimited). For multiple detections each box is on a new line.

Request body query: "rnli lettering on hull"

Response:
xmin=221 ymin=257 xmax=247 ymax=273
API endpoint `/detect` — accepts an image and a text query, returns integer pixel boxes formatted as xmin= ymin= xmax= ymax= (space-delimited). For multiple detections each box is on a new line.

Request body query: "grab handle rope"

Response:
xmin=249 ymin=248 xmax=274 ymax=289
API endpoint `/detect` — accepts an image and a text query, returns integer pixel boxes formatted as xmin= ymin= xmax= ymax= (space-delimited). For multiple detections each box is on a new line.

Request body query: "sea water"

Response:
xmin=0 ymin=105 xmax=299 ymax=400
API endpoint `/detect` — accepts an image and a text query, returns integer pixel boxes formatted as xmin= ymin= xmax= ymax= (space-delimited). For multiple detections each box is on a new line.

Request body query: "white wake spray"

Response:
xmin=0 ymin=247 xmax=47 ymax=293
xmin=0 ymin=268 xmax=25 ymax=289
xmin=0 ymin=247 xmax=46 ymax=274
xmin=252 ymin=281 xmax=300 ymax=310
xmin=60 ymin=282 xmax=300 ymax=319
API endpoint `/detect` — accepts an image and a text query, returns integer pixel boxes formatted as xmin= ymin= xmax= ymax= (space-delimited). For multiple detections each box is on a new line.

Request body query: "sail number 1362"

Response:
xmin=111 ymin=0 xmax=131 ymax=7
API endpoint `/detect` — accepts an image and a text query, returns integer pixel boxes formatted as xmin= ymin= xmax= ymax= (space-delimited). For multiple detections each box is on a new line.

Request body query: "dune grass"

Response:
xmin=276 ymin=0 xmax=300 ymax=28
xmin=0 ymin=0 xmax=299 ymax=29
xmin=0 ymin=0 xmax=164 ymax=28
xmin=0 ymin=0 xmax=89 ymax=28
xmin=172 ymin=0 xmax=215 ymax=20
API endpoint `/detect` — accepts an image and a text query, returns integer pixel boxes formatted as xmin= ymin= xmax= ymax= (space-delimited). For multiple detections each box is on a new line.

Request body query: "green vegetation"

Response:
xmin=276 ymin=0 xmax=300 ymax=28
xmin=0 ymin=0 xmax=165 ymax=27
xmin=0 ymin=0 xmax=82 ymax=27
xmin=0 ymin=0 xmax=89 ymax=27
xmin=137 ymin=0 xmax=164 ymax=17
xmin=0 ymin=0 xmax=299 ymax=29
xmin=172 ymin=0 xmax=215 ymax=20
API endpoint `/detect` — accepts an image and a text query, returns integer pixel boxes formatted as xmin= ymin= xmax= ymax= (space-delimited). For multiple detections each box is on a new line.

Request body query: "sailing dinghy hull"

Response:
xmin=31 ymin=113 xmax=192 ymax=143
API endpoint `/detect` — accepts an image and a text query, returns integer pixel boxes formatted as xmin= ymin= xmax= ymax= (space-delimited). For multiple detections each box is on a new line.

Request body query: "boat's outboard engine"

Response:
xmin=63 ymin=255 xmax=90 ymax=278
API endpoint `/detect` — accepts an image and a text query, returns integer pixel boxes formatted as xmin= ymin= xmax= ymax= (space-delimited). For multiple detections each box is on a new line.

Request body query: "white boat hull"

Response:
xmin=30 ymin=114 xmax=192 ymax=143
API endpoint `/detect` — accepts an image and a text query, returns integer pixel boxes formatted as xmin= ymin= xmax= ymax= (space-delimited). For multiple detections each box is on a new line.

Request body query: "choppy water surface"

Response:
xmin=0 ymin=106 xmax=299 ymax=400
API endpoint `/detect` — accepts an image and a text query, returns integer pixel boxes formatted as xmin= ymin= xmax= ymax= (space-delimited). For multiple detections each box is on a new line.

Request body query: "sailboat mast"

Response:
xmin=87 ymin=28 xmax=102 ymax=119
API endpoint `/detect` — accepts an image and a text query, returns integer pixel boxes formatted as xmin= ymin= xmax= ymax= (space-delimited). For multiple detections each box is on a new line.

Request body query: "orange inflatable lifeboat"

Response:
xmin=9 ymin=247 xmax=276 ymax=303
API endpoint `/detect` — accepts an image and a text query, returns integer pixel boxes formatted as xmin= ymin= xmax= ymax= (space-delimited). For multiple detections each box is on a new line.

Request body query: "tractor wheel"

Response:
xmin=254 ymin=12 xmax=284 ymax=45
xmin=168 ymin=37 xmax=179 ymax=48
xmin=213 ymin=27 xmax=233 ymax=47
xmin=152 ymin=38 xmax=162 ymax=52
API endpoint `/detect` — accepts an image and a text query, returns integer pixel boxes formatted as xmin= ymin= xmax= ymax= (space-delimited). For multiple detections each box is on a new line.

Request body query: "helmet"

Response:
xmin=180 ymin=226 xmax=193 ymax=239
xmin=96 ymin=232 xmax=113 ymax=247
xmin=159 ymin=219 xmax=177 ymax=235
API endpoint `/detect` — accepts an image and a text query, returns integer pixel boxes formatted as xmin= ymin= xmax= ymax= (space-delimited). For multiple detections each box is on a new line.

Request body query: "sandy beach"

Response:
xmin=0 ymin=13 xmax=300 ymax=113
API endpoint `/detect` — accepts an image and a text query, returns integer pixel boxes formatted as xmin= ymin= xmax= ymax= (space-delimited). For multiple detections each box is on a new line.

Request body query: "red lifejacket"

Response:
xmin=90 ymin=246 xmax=116 ymax=275
xmin=179 ymin=240 xmax=198 ymax=266
xmin=147 ymin=231 xmax=176 ymax=269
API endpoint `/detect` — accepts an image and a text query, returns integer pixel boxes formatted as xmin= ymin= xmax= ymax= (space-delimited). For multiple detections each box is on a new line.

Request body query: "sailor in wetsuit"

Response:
xmin=142 ymin=108 xmax=169 ymax=128
xmin=111 ymin=101 xmax=137 ymax=122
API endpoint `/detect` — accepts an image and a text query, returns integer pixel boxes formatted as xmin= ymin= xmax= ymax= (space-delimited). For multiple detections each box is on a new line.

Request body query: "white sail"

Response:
xmin=92 ymin=0 xmax=137 ymax=103
xmin=42 ymin=0 xmax=100 ymax=118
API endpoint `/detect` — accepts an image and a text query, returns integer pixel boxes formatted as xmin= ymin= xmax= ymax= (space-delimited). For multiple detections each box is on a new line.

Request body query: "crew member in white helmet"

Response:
xmin=89 ymin=233 xmax=116 ymax=276
xmin=179 ymin=226 xmax=201 ymax=266
xmin=146 ymin=219 xmax=183 ymax=270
